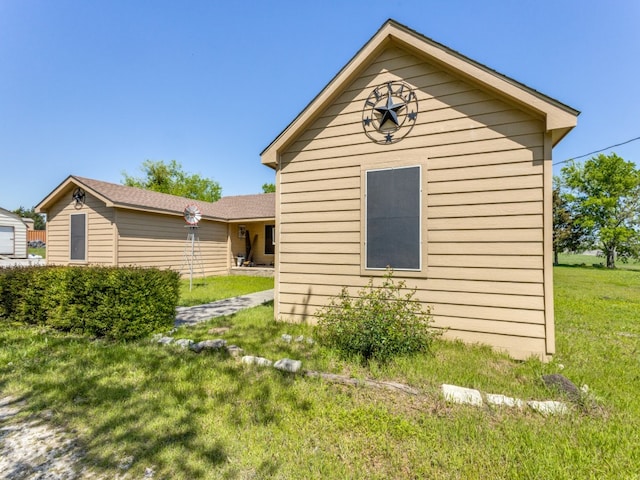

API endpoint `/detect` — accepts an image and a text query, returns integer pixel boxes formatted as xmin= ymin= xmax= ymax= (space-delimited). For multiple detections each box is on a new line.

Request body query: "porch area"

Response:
xmin=230 ymin=266 xmax=274 ymax=277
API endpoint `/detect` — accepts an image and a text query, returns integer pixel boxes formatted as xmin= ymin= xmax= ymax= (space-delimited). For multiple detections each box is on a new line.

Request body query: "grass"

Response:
xmin=1 ymin=264 xmax=639 ymax=478
xmin=27 ymin=247 xmax=46 ymax=258
xmin=557 ymin=252 xmax=640 ymax=270
xmin=178 ymin=275 xmax=273 ymax=306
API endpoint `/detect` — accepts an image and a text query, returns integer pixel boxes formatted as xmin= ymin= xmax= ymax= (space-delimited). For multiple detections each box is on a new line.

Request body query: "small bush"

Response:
xmin=0 ymin=265 xmax=180 ymax=340
xmin=315 ymin=269 xmax=437 ymax=363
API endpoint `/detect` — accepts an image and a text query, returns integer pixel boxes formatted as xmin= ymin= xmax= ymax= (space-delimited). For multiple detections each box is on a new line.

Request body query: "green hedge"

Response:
xmin=0 ymin=266 xmax=180 ymax=340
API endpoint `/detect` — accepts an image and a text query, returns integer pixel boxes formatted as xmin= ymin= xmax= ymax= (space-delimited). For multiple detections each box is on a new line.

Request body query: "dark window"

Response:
xmin=70 ymin=214 xmax=86 ymax=261
xmin=265 ymin=224 xmax=275 ymax=255
xmin=366 ymin=166 xmax=421 ymax=270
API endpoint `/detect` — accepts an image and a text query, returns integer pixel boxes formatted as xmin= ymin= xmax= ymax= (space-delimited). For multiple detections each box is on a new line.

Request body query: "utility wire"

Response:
xmin=553 ymin=135 xmax=640 ymax=166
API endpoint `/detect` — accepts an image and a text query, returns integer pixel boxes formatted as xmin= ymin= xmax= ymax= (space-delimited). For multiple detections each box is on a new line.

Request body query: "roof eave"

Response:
xmin=227 ymin=216 xmax=276 ymax=223
xmin=260 ymin=19 xmax=579 ymax=165
xmin=36 ymin=175 xmax=116 ymax=212
xmin=261 ymin=23 xmax=394 ymax=167
xmin=110 ymin=204 xmax=228 ymax=223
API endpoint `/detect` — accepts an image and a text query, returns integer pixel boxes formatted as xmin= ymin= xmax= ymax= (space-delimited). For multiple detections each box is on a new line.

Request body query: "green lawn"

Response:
xmin=557 ymin=252 xmax=640 ymax=270
xmin=1 ymin=267 xmax=639 ymax=478
xmin=178 ymin=275 xmax=273 ymax=306
xmin=27 ymin=247 xmax=46 ymax=258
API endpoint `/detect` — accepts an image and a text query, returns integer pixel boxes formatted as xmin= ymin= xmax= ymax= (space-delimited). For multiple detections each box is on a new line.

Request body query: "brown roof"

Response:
xmin=37 ymin=175 xmax=274 ymax=222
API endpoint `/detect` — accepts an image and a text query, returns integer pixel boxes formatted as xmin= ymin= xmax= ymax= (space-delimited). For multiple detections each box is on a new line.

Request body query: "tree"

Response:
xmin=261 ymin=183 xmax=275 ymax=193
xmin=561 ymin=153 xmax=640 ymax=268
xmin=122 ymin=160 xmax=222 ymax=203
xmin=13 ymin=206 xmax=46 ymax=230
xmin=552 ymin=182 xmax=585 ymax=265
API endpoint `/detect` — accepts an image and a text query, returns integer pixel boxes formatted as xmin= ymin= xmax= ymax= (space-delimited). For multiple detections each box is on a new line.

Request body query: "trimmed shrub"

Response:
xmin=315 ymin=269 xmax=437 ymax=363
xmin=0 ymin=265 xmax=180 ymax=340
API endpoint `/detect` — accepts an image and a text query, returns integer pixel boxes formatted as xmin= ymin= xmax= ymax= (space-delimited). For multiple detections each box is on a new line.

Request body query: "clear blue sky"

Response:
xmin=1 ymin=0 xmax=639 ymax=211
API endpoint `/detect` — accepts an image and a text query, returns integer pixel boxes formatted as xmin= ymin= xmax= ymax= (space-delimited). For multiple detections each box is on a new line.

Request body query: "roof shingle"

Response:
xmin=71 ymin=176 xmax=274 ymax=221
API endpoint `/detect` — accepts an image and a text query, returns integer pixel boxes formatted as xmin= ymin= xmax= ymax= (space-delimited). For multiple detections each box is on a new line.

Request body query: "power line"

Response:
xmin=553 ymin=135 xmax=640 ymax=166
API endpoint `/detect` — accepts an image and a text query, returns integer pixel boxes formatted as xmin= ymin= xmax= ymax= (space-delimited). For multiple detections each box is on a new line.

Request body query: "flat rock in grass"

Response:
xmin=274 ymin=358 xmax=302 ymax=373
xmin=157 ymin=336 xmax=174 ymax=345
xmin=528 ymin=400 xmax=569 ymax=415
xmin=486 ymin=394 xmax=524 ymax=408
xmin=208 ymin=327 xmax=230 ymax=335
xmin=242 ymin=356 xmax=273 ymax=367
xmin=227 ymin=345 xmax=244 ymax=357
xmin=441 ymin=384 xmax=483 ymax=407
xmin=281 ymin=334 xmax=292 ymax=343
xmin=542 ymin=374 xmax=581 ymax=402
xmin=174 ymin=339 xmax=194 ymax=348
xmin=190 ymin=339 xmax=226 ymax=353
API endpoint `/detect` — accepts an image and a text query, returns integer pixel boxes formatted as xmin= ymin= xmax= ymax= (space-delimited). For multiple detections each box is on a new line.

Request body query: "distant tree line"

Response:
xmin=121 ymin=159 xmax=276 ymax=200
xmin=12 ymin=206 xmax=46 ymax=230
xmin=122 ymin=160 xmax=222 ymax=203
xmin=554 ymin=153 xmax=640 ymax=268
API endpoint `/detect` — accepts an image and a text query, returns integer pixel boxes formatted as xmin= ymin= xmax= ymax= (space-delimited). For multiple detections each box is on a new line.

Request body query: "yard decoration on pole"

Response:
xmin=181 ymin=204 xmax=204 ymax=291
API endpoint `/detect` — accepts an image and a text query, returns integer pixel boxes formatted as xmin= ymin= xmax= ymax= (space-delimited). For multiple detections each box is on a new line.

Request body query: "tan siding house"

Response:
xmin=36 ymin=176 xmax=274 ymax=276
xmin=261 ymin=20 xmax=578 ymax=360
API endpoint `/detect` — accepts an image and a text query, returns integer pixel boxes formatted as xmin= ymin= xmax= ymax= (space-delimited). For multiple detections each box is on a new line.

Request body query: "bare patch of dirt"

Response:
xmin=0 ymin=396 xmax=102 ymax=480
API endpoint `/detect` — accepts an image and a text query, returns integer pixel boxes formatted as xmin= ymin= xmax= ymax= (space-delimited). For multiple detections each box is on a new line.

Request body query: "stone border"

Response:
xmin=154 ymin=332 xmax=572 ymax=416
xmin=441 ymin=384 xmax=570 ymax=415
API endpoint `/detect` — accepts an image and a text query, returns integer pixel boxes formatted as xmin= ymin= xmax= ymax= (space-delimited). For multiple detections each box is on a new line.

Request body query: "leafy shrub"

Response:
xmin=315 ymin=269 xmax=437 ymax=363
xmin=0 ymin=266 xmax=180 ymax=340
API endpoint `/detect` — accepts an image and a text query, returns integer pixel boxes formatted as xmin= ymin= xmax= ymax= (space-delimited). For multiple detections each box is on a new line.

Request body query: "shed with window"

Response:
xmin=261 ymin=20 xmax=578 ymax=360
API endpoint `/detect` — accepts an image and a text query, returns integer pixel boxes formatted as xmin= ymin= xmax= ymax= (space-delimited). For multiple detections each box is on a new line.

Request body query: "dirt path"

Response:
xmin=0 ymin=396 xmax=90 ymax=479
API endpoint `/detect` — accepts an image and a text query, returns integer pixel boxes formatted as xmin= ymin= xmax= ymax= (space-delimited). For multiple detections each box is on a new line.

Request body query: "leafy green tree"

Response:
xmin=13 ymin=206 xmax=46 ymax=230
xmin=561 ymin=153 xmax=640 ymax=268
xmin=261 ymin=183 xmax=275 ymax=193
xmin=552 ymin=180 xmax=586 ymax=265
xmin=122 ymin=160 xmax=222 ymax=202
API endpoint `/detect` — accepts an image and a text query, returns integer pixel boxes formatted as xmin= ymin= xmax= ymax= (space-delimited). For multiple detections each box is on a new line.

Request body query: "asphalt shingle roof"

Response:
xmin=72 ymin=176 xmax=274 ymax=221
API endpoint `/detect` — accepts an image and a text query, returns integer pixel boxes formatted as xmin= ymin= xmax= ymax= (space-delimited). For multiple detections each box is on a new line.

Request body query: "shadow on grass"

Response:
xmin=0 ymin=317 xmax=319 ymax=478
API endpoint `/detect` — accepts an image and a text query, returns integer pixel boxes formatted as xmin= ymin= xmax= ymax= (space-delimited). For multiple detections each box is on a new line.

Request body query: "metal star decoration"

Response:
xmin=375 ymin=94 xmax=406 ymax=128
xmin=362 ymin=80 xmax=419 ymax=145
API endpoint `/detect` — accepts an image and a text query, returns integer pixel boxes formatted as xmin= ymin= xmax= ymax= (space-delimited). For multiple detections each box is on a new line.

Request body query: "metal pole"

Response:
xmin=189 ymin=227 xmax=195 ymax=291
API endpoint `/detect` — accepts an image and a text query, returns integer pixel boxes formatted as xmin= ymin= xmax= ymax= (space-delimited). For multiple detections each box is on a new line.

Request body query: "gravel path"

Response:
xmin=0 ymin=396 xmax=88 ymax=480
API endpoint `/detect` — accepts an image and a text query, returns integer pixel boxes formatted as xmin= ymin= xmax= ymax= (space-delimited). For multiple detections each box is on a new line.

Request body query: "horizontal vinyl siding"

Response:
xmin=277 ymin=46 xmax=549 ymax=359
xmin=0 ymin=213 xmax=27 ymax=258
xmin=45 ymin=192 xmax=114 ymax=265
xmin=116 ymin=210 xmax=228 ymax=276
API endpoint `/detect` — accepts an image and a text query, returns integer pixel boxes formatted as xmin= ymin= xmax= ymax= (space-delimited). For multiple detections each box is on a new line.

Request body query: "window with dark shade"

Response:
xmin=366 ymin=166 xmax=421 ymax=270
xmin=265 ymin=224 xmax=275 ymax=255
xmin=70 ymin=213 xmax=86 ymax=261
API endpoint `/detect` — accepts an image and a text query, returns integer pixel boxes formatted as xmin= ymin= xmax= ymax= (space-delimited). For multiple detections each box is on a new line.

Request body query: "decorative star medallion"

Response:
xmin=375 ymin=94 xmax=406 ymax=128
xmin=362 ymin=80 xmax=418 ymax=144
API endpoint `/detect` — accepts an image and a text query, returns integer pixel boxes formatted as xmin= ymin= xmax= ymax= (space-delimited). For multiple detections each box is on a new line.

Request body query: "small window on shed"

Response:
xmin=70 ymin=213 xmax=86 ymax=261
xmin=365 ymin=165 xmax=421 ymax=270
xmin=265 ymin=225 xmax=275 ymax=255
